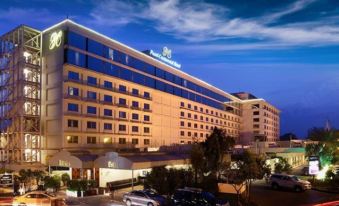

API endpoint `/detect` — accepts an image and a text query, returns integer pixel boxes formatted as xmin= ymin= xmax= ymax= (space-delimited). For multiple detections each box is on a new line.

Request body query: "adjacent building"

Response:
xmin=232 ymin=92 xmax=280 ymax=144
xmin=0 ymin=20 xmax=280 ymax=170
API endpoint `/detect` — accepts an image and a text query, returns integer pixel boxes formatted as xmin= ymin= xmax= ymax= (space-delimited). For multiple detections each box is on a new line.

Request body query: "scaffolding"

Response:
xmin=0 ymin=26 xmax=42 ymax=163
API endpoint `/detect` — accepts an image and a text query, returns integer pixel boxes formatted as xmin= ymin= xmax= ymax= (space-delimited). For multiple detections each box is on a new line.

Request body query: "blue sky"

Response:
xmin=1 ymin=0 xmax=339 ymax=137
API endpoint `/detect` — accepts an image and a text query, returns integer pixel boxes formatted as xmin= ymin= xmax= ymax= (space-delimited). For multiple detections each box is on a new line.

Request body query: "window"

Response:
xmin=119 ymin=98 xmax=127 ymax=106
xmin=132 ymin=126 xmax=139 ymax=132
xmin=119 ymin=111 xmax=126 ymax=118
xmin=103 ymin=137 xmax=112 ymax=144
xmin=68 ymin=71 xmax=79 ymax=81
xmin=87 ymin=121 xmax=96 ymax=129
xmin=66 ymin=50 xmax=86 ymax=67
xmin=144 ymin=92 xmax=150 ymax=98
xmin=188 ymin=113 xmax=191 ymax=118
xmin=144 ymin=127 xmax=150 ymax=133
xmin=180 ymin=102 xmax=184 ymax=107
xmin=180 ymin=121 xmax=184 ymax=127
xmin=132 ymin=113 xmax=139 ymax=120
xmin=188 ymin=122 xmax=191 ymax=127
xmin=119 ymin=124 xmax=127 ymax=131
xmin=88 ymin=39 xmax=103 ymax=56
xmin=104 ymin=123 xmax=112 ymax=130
xmin=68 ymin=103 xmax=78 ymax=112
xmin=194 ymin=115 xmax=197 ymax=120
xmin=144 ymin=103 xmax=150 ymax=110
xmin=188 ymin=132 xmax=191 ymax=137
xmin=144 ymin=115 xmax=150 ymax=122
xmin=132 ymin=101 xmax=139 ymax=108
xmin=194 ymin=106 xmax=198 ymax=110
xmin=87 ymin=76 xmax=97 ymax=85
xmin=132 ymin=138 xmax=139 ymax=145
xmin=194 ymin=123 xmax=198 ymax=128
xmin=87 ymin=106 xmax=96 ymax=114
xmin=87 ymin=136 xmax=96 ymax=144
xmin=67 ymin=32 xmax=86 ymax=50
xmin=180 ymin=131 xmax=184 ymax=136
xmin=67 ymin=136 xmax=78 ymax=144
xmin=68 ymin=87 xmax=79 ymax=96
xmin=188 ymin=104 xmax=191 ymax=109
xmin=104 ymin=109 xmax=112 ymax=116
xmin=104 ymin=81 xmax=113 ymax=89
xmin=119 ymin=138 xmax=126 ymax=144
xmin=119 ymin=85 xmax=127 ymax=92
xmin=68 ymin=119 xmax=78 ymax=128
xmin=104 ymin=95 xmax=112 ymax=103
xmin=87 ymin=91 xmax=97 ymax=100
xmin=180 ymin=112 xmax=184 ymax=117
xmin=144 ymin=139 xmax=150 ymax=145
xmin=253 ymin=118 xmax=260 ymax=122
xmin=132 ymin=89 xmax=139 ymax=95
xmin=253 ymin=111 xmax=260 ymax=115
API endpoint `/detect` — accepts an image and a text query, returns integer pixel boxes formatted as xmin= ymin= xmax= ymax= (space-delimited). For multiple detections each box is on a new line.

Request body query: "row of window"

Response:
xmin=67 ymin=72 xmax=151 ymax=99
xmin=66 ymin=135 xmax=150 ymax=145
xmin=180 ymin=102 xmax=240 ymax=121
xmin=65 ymin=48 xmax=226 ymax=110
xmin=66 ymin=31 xmax=230 ymax=104
xmin=68 ymin=119 xmax=151 ymax=132
xmin=67 ymin=102 xmax=151 ymax=115
xmin=180 ymin=111 xmax=240 ymax=127
xmin=180 ymin=129 xmax=238 ymax=138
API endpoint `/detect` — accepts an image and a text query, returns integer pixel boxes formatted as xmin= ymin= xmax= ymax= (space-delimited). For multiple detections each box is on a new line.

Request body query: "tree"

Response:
xmin=190 ymin=144 xmax=206 ymax=185
xmin=44 ymin=176 xmax=61 ymax=191
xmin=202 ymin=127 xmax=235 ymax=179
xmin=61 ymin=173 xmax=70 ymax=186
xmin=221 ymin=151 xmax=271 ymax=205
xmin=32 ymin=170 xmax=45 ymax=186
xmin=274 ymin=157 xmax=292 ymax=174
xmin=280 ymin=133 xmax=298 ymax=141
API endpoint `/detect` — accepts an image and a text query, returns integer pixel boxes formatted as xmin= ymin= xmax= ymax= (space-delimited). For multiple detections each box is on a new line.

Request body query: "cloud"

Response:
xmin=89 ymin=0 xmax=339 ymax=49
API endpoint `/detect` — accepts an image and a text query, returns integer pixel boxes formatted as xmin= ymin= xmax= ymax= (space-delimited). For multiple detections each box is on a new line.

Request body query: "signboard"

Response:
xmin=49 ymin=30 xmax=63 ymax=50
xmin=108 ymin=161 xmax=117 ymax=168
xmin=58 ymin=160 xmax=70 ymax=167
xmin=145 ymin=47 xmax=181 ymax=69
xmin=309 ymin=156 xmax=320 ymax=175
xmin=0 ymin=173 xmax=13 ymax=186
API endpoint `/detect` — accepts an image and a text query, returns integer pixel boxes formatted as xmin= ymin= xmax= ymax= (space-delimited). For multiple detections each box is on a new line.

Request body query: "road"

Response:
xmin=250 ymin=180 xmax=339 ymax=206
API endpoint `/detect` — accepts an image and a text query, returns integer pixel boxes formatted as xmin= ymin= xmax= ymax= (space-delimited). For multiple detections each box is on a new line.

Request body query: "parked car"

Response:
xmin=171 ymin=187 xmax=230 ymax=206
xmin=269 ymin=174 xmax=312 ymax=192
xmin=13 ymin=191 xmax=65 ymax=206
xmin=123 ymin=190 xmax=166 ymax=206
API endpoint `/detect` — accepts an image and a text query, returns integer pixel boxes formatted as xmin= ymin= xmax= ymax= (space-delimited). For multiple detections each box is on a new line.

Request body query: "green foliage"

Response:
xmin=67 ymin=179 xmax=97 ymax=191
xmin=61 ymin=173 xmax=70 ymax=185
xmin=190 ymin=144 xmax=205 ymax=184
xmin=44 ymin=176 xmax=61 ymax=190
xmin=274 ymin=157 xmax=292 ymax=174
xmin=144 ymin=167 xmax=193 ymax=196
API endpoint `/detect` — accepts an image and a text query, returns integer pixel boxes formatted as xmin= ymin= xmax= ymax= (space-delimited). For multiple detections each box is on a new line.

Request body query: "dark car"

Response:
xmin=171 ymin=188 xmax=229 ymax=206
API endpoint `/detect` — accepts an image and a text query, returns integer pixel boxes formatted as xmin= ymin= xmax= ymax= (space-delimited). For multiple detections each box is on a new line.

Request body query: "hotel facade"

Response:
xmin=0 ymin=20 xmax=280 ymax=169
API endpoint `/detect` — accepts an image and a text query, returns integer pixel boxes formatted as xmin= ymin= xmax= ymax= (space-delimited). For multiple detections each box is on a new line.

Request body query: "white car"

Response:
xmin=123 ymin=190 xmax=166 ymax=206
xmin=269 ymin=174 xmax=312 ymax=192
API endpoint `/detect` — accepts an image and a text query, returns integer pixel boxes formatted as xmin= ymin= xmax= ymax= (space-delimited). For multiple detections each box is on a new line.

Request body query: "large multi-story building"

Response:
xmin=232 ymin=92 xmax=280 ymax=144
xmin=0 ymin=20 xmax=279 ymax=167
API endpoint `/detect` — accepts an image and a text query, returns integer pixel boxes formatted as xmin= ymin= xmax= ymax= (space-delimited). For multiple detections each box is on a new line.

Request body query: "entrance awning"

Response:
xmin=48 ymin=150 xmax=96 ymax=168
xmin=94 ymin=152 xmax=190 ymax=170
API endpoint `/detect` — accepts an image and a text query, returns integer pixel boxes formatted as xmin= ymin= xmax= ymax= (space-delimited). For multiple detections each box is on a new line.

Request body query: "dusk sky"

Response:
xmin=1 ymin=0 xmax=339 ymax=137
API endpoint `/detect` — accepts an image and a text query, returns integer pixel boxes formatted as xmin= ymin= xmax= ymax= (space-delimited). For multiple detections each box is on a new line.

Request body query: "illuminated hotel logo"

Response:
xmin=148 ymin=47 xmax=181 ymax=69
xmin=49 ymin=30 xmax=63 ymax=50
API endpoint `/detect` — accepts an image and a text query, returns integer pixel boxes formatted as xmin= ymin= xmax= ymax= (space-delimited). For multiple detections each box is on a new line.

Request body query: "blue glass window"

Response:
xmin=119 ymin=98 xmax=126 ymax=105
xmin=88 ymin=39 xmax=104 ymax=56
xmin=144 ymin=115 xmax=150 ymax=121
xmin=87 ymin=91 xmax=97 ymax=100
xmin=120 ymin=68 xmax=132 ymax=81
xmin=67 ymin=31 xmax=86 ymax=50
xmin=144 ymin=103 xmax=150 ymax=110
xmin=132 ymin=88 xmax=139 ymax=95
xmin=144 ymin=76 xmax=155 ymax=88
xmin=104 ymin=95 xmax=112 ymax=102
xmin=104 ymin=81 xmax=113 ymax=89
xmin=87 ymin=76 xmax=97 ymax=85
xmin=87 ymin=121 xmax=96 ymax=129
xmin=68 ymin=71 xmax=79 ymax=81
xmin=119 ymin=85 xmax=127 ymax=92
xmin=144 ymin=92 xmax=150 ymax=98
xmin=156 ymin=80 xmax=165 ymax=91
xmin=88 ymin=56 xmax=103 ymax=73
xmin=68 ymin=103 xmax=78 ymax=112
xmin=119 ymin=111 xmax=126 ymax=118
xmin=104 ymin=123 xmax=112 ymax=130
xmin=155 ymin=68 xmax=164 ymax=79
xmin=87 ymin=106 xmax=96 ymax=114
xmin=104 ymin=109 xmax=112 ymax=116
xmin=132 ymin=101 xmax=139 ymax=108
xmin=68 ymin=87 xmax=79 ymax=96
xmin=132 ymin=113 xmax=139 ymax=120
xmin=66 ymin=50 xmax=86 ymax=67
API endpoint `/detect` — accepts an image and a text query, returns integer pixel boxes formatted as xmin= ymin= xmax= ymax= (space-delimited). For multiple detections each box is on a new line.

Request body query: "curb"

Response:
xmin=312 ymin=187 xmax=339 ymax=194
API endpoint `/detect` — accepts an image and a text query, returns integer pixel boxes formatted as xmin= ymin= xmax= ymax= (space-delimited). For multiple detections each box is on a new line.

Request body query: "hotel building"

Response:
xmin=0 ymin=20 xmax=279 ymax=171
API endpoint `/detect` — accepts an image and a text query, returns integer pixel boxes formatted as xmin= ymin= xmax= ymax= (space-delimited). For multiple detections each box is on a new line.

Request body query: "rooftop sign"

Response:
xmin=146 ymin=47 xmax=181 ymax=69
